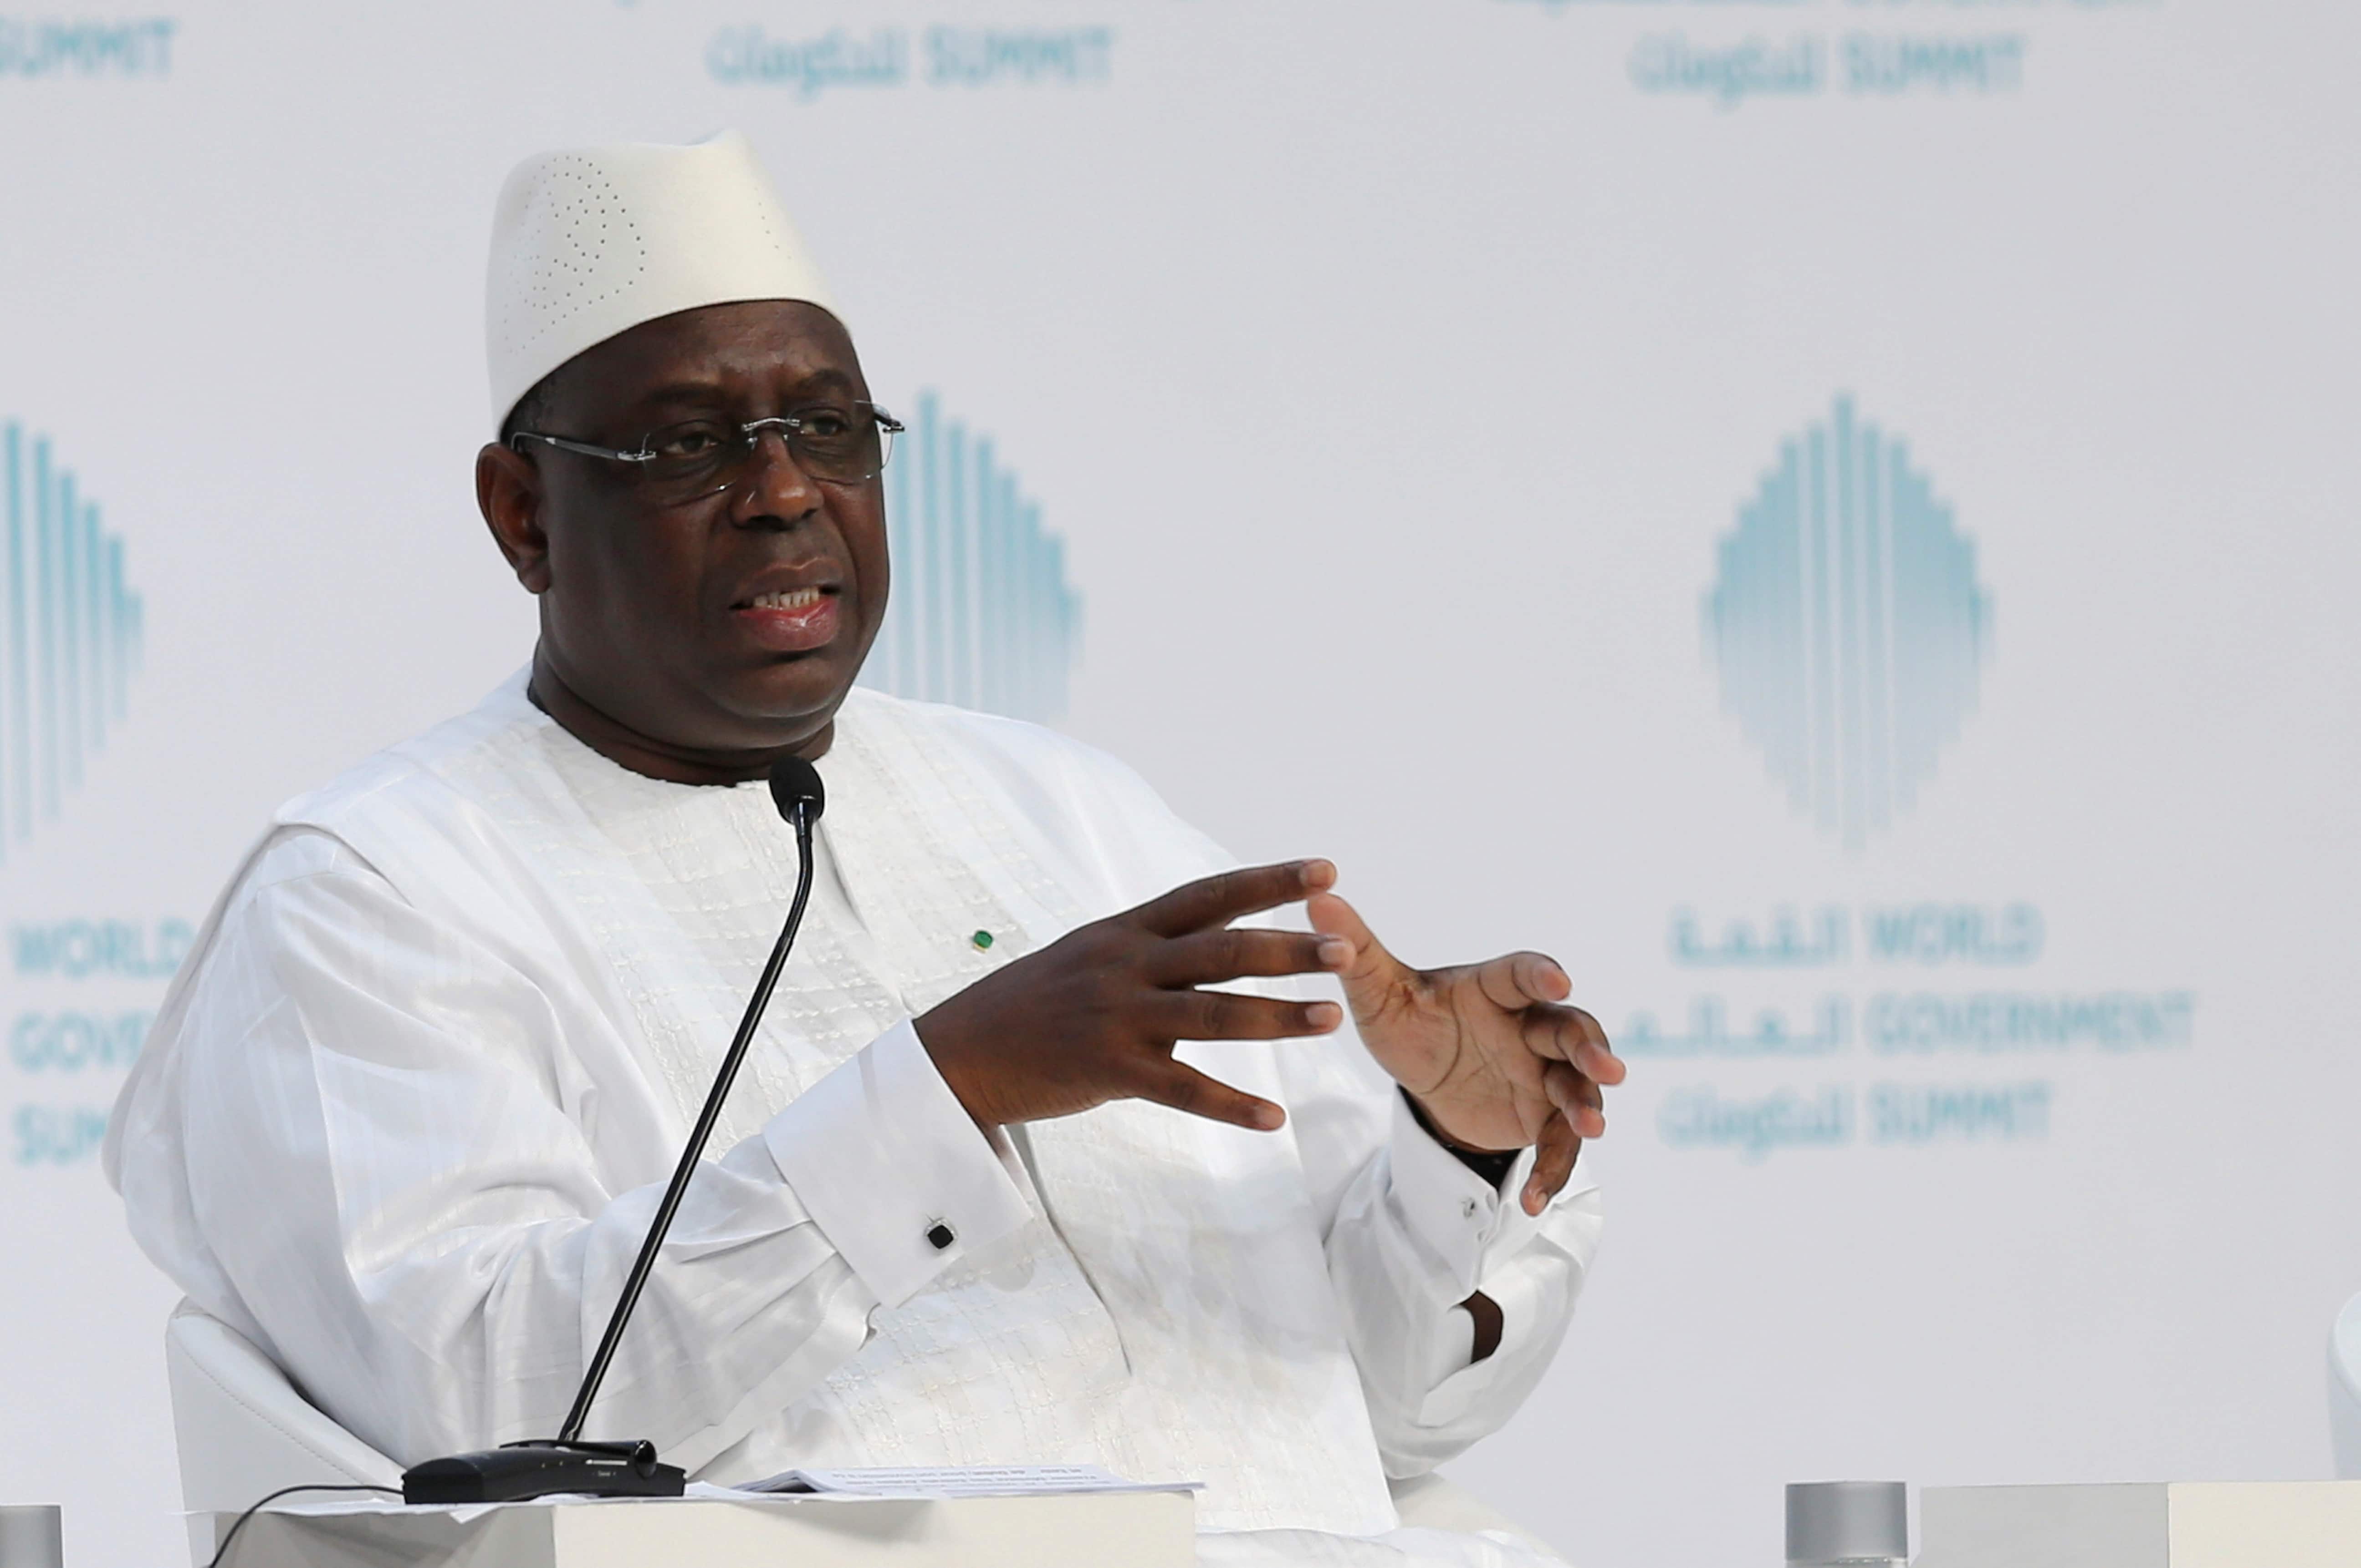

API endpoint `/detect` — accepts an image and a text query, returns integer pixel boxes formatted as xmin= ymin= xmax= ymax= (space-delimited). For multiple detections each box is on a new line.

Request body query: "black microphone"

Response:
xmin=402 ymin=756 xmax=827 ymax=1504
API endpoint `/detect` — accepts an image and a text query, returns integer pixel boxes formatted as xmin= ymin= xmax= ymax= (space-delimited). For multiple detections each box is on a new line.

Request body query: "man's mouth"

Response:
xmin=733 ymin=583 xmax=842 ymax=653
xmin=747 ymin=587 xmax=827 ymax=613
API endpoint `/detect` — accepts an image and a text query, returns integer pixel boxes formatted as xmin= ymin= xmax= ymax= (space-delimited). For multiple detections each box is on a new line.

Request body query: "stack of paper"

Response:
xmin=732 ymin=1464 xmax=1203 ymax=1499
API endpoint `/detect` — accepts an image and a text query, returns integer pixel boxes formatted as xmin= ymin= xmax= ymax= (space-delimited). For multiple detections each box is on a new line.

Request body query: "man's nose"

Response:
xmin=731 ymin=428 xmax=825 ymax=527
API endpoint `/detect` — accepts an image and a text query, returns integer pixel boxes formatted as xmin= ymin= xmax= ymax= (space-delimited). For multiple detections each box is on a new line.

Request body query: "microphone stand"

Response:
xmin=401 ymin=760 xmax=825 ymax=1504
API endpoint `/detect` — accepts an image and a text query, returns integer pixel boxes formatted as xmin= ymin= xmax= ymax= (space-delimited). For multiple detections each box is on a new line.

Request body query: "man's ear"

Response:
xmin=478 ymin=442 xmax=553 ymax=593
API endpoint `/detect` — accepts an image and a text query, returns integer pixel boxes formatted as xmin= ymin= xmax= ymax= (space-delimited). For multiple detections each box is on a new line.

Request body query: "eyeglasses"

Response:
xmin=510 ymin=403 xmax=904 ymax=504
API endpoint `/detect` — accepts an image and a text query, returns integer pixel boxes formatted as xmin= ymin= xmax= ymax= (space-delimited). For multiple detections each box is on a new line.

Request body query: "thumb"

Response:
xmin=1307 ymin=893 xmax=1407 ymax=1010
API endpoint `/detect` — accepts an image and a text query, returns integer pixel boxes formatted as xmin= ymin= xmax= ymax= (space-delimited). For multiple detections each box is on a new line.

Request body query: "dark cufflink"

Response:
xmin=925 ymin=1220 xmax=956 ymax=1251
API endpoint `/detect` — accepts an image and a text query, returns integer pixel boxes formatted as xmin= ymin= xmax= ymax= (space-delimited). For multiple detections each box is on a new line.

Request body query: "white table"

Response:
xmin=202 ymin=1487 xmax=1196 ymax=1568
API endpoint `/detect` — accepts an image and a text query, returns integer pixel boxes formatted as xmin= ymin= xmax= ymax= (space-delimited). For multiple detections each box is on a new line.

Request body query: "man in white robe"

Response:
xmin=106 ymin=133 xmax=1625 ymax=1567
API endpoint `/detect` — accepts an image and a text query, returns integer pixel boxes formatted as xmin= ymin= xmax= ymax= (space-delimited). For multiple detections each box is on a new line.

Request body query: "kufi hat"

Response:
xmin=485 ymin=130 xmax=838 ymax=431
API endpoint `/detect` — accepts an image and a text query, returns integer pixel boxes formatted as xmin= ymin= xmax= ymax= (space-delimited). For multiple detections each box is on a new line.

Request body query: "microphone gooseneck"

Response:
xmin=555 ymin=754 xmax=825 ymax=1445
xmin=402 ymin=755 xmax=826 ymax=1503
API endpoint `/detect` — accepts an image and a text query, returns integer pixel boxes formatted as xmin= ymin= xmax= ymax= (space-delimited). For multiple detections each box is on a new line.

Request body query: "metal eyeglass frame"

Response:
xmin=509 ymin=403 xmax=905 ymax=493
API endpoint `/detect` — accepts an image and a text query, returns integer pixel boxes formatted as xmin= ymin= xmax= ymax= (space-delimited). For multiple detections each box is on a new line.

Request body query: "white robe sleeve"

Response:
xmin=1281 ymin=1037 xmax=1604 ymax=1477
xmin=137 ymin=831 xmax=1030 ymax=1471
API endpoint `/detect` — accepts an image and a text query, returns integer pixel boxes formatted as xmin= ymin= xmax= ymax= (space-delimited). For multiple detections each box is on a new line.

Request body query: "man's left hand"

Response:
xmin=1308 ymin=894 xmax=1625 ymax=1216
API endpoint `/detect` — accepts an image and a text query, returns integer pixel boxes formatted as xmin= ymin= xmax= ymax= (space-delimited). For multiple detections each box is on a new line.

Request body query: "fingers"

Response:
xmin=1134 ymin=860 xmax=1338 ymax=937
xmin=1542 ymin=1060 xmax=1605 ymax=1140
xmin=1153 ymin=988 xmax=1342 ymax=1042
xmin=1150 ymin=928 xmax=1353 ymax=987
xmin=1474 ymin=950 xmax=1573 ymax=1013
xmin=1305 ymin=892 xmax=1402 ymax=996
xmin=1520 ymin=1003 xmax=1626 ymax=1086
xmin=1134 ymin=1059 xmax=1288 ymax=1132
xmin=1522 ymin=1108 xmax=1584 ymax=1216
xmin=1521 ymin=1066 xmax=1601 ymax=1213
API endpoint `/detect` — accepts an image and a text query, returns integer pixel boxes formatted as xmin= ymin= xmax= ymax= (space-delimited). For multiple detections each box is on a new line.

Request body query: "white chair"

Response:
xmin=1388 ymin=1468 xmax=1556 ymax=1553
xmin=2331 ymin=1292 xmax=2361 ymax=1478
xmin=164 ymin=1301 xmax=400 ymax=1563
xmin=164 ymin=1299 xmax=1554 ymax=1561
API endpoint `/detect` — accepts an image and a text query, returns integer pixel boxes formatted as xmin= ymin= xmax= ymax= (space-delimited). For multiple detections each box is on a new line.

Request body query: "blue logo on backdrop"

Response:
xmin=0 ymin=17 xmax=176 ymax=77
xmin=1705 ymin=397 xmax=1988 ymax=849
xmin=709 ymin=24 xmax=1114 ymax=97
xmin=0 ymin=423 xmax=145 ymax=862
xmin=861 ymin=393 xmax=1081 ymax=723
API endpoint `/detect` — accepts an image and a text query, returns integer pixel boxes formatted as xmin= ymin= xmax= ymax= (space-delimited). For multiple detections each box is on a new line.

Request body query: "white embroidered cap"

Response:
xmin=485 ymin=129 xmax=838 ymax=432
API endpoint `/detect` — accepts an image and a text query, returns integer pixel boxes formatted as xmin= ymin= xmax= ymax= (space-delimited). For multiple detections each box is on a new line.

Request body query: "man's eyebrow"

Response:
xmin=782 ymin=368 xmax=860 ymax=398
xmin=631 ymin=382 xmax=733 ymax=409
xmin=631 ymin=369 xmax=861 ymax=410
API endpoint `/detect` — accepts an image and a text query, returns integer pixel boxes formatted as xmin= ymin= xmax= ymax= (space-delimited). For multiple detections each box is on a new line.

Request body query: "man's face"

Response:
xmin=482 ymin=300 xmax=888 ymax=763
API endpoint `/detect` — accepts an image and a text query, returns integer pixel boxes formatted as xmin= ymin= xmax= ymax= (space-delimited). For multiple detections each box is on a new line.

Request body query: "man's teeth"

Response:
xmin=751 ymin=588 xmax=823 ymax=610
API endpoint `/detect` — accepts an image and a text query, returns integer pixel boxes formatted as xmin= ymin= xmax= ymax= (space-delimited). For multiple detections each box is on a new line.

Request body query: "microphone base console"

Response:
xmin=401 ymin=1439 xmax=687 ymax=1504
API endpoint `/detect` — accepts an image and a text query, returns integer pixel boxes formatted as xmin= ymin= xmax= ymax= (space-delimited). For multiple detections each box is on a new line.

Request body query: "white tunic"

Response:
xmin=107 ymin=677 xmax=1601 ymax=1565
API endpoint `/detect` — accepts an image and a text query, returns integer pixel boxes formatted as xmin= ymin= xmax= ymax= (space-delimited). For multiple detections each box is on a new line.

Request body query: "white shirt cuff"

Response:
xmin=761 ymin=1019 xmax=1033 ymax=1308
xmin=1387 ymin=1090 xmax=1543 ymax=1297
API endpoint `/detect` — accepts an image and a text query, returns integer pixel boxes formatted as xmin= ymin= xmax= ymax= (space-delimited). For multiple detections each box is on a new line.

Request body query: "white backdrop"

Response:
xmin=5 ymin=3 xmax=2360 ymax=1565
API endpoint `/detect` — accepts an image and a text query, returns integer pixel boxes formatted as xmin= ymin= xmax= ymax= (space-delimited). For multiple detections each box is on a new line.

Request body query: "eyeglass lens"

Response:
xmin=639 ymin=409 xmax=894 ymax=500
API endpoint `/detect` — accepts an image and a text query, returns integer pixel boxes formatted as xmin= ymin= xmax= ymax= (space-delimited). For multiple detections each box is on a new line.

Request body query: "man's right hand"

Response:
xmin=915 ymin=859 xmax=1351 ymax=1133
